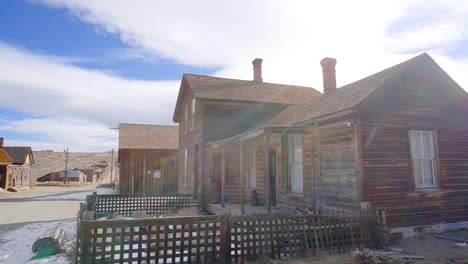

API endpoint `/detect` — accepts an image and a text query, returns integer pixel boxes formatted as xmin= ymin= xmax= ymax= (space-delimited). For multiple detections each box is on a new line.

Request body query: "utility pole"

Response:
xmin=110 ymin=149 xmax=114 ymax=183
xmin=64 ymin=147 xmax=69 ymax=184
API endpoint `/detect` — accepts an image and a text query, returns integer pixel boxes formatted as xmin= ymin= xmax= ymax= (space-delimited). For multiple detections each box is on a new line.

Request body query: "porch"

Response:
xmin=206 ymin=203 xmax=284 ymax=215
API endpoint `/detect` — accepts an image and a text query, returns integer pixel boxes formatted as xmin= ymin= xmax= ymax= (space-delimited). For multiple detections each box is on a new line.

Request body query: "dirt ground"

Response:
xmin=262 ymin=231 xmax=468 ymax=264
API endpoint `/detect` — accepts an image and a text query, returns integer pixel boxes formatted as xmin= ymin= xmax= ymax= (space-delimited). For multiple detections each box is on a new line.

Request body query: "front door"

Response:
xmin=194 ymin=144 xmax=199 ymax=195
xmin=269 ymin=150 xmax=277 ymax=207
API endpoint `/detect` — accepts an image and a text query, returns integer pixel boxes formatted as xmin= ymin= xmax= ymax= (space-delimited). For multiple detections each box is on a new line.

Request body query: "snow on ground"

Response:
xmin=0 ymin=219 xmax=76 ymax=264
xmin=33 ymin=187 xmax=117 ymax=201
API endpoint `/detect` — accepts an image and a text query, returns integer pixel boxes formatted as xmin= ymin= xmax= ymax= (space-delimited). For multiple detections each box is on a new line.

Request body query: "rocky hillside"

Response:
xmin=31 ymin=151 xmax=117 ymax=182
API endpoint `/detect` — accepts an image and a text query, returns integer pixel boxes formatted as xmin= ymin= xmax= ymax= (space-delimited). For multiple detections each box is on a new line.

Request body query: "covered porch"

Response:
xmin=204 ymin=125 xmax=312 ymax=215
xmin=205 ymin=202 xmax=284 ymax=215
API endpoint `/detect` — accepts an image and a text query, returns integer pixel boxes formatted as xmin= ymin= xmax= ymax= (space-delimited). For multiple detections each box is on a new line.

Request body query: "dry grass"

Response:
xmin=33 ymin=181 xmax=88 ymax=187
xmin=97 ymin=182 xmax=115 ymax=188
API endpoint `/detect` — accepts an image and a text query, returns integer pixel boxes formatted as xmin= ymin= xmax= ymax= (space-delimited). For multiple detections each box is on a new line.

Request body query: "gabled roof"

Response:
xmin=173 ymin=74 xmax=321 ymax=122
xmin=263 ymin=53 xmax=438 ymax=127
xmin=3 ymin=147 xmax=33 ymax=165
xmin=0 ymin=148 xmax=11 ymax=164
xmin=118 ymin=123 xmax=179 ymax=150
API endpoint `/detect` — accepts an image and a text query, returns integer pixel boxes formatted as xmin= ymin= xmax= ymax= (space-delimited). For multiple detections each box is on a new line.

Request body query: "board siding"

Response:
xmin=359 ymin=62 xmax=468 ymax=227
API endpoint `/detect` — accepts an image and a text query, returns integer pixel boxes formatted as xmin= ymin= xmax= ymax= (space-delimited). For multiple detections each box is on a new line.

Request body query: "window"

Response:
xmin=410 ymin=131 xmax=437 ymax=188
xmin=249 ymin=142 xmax=257 ymax=188
xmin=184 ymin=106 xmax=188 ymax=134
xmin=289 ymin=134 xmax=303 ymax=193
xmin=183 ymin=149 xmax=188 ymax=185
xmin=191 ymin=98 xmax=196 ymax=130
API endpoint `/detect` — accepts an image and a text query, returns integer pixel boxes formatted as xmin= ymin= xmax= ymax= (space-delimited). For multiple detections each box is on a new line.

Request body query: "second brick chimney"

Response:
xmin=320 ymin=57 xmax=337 ymax=94
xmin=252 ymin=58 xmax=263 ymax=83
xmin=0 ymin=137 xmax=4 ymax=148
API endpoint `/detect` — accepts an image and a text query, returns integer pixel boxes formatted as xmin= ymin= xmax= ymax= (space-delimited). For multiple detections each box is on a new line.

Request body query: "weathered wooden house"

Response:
xmin=203 ymin=53 xmax=468 ymax=228
xmin=118 ymin=123 xmax=179 ymax=193
xmin=0 ymin=138 xmax=35 ymax=189
xmin=172 ymin=59 xmax=321 ymax=203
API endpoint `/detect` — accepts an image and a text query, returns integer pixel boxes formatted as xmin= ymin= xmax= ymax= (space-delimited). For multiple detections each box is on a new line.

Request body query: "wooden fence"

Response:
xmin=75 ymin=211 xmax=387 ymax=263
xmin=85 ymin=193 xmax=198 ymax=218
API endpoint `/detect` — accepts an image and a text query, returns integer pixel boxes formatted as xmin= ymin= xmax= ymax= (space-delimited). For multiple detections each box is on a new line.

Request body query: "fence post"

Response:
xmin=220 ymin=212 xmax=231 ymax=263
xmin=377 ymin=211 xmax=389 ymax=249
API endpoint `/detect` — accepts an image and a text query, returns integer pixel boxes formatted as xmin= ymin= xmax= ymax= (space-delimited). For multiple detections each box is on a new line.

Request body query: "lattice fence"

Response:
xmin=86 ymin=193 xmax=198 ymax=217
xmin=75 ymin=210 xmax=386 ymax=263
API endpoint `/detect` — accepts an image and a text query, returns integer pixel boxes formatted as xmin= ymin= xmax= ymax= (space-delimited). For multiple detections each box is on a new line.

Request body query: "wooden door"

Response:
xmin=269 ymin=150 xmax=277 ymax=207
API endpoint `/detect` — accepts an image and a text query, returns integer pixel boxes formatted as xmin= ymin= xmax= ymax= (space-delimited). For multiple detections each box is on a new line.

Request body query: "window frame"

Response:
xmin=184 ymin=105 xmax=189 ymax=134
xmin=249 ymin=141 xmax=257 ymax=189
xmin=288 ymin=134 xmax=304 ymax=194
xmin=183 ymin=148 xmax=188 ymax=186
xmin=408 ymin=130 xmax=439 ymax=189
xmin=190 ymin=98 xmax=196 ymax=131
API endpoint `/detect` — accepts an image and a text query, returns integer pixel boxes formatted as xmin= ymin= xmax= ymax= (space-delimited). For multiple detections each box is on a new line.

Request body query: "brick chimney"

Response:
xmin=252 ymin=58 xmax=263 ymax=83
xmin=0 ymin=137 xmax=4 ymax=148
xmin=320 ymin=57 xmax=337 ymax=94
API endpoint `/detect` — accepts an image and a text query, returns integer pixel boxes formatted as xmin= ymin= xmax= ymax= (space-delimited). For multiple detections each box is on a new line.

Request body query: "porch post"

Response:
xmin=221 ymin=144 xmax=226 ymax=209
xmin=240 ymin=141 xmax=245 ymax=214
xmin=264 ymin=130 xmax=271 ymax=213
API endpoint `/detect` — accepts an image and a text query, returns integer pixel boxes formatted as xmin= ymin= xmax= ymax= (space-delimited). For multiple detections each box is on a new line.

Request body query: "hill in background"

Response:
xmin=31 ymin=151 xmax=117 ymax=183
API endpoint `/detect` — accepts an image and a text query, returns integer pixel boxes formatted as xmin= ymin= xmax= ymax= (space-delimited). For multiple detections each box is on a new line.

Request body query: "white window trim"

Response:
xmin=249 ymin=141 xmax=257 ymax=188
xmin=190 ymin=98 xmax=196 ymax=130
xmin=289 ymin=134 xmax=303 ymax=194
xmin=183 ymin=149 xmax=188 ymax=186
xmin=184 ymin=106 xmax=188 ymax=134
xmin=409 ymin=130 xmax=438 ymax=189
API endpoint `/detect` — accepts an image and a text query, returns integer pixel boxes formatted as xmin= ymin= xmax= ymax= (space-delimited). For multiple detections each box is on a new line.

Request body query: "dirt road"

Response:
xmin=0 ymin=185 xmax=116 ymax=263
xmin=0 ymin=185 xmax=98 ymax=226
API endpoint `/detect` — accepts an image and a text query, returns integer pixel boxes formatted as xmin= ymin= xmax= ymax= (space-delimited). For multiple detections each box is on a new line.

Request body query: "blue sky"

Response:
xmin=0 ymin=0 xmax=467 ymax=151
xmin=0 ymin=0 xmax=216 ymax=80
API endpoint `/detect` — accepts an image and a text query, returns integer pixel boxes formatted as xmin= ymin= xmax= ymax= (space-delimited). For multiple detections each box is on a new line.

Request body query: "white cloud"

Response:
xmin=0 ymin=42 xmax=179 ymax=151
xmin=2 ymin=0 xmax=468 ymax=151
xmin=0 ymin=118 xmax=117 ymax=152
xmin=33 ymin=0 xmax=468 ymax=89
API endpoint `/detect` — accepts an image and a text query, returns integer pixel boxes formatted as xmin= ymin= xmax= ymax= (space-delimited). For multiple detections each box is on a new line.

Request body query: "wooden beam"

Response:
xmin=314 ymin=124 xmax=322 ymax=210
xmin=354 ymin=118 xmax=364 ymax=207
xmin=264 ymin=131 xmax=271 ymax=213
xmin=240 ymin=141 xmax=245 ymax=214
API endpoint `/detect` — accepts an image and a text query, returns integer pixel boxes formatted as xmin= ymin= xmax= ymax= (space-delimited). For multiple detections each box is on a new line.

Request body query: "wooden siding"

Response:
xmin=315 ymin=121 xmax=358 ymax=211
xmin=177 ymin=92 xmax=203 ymax=194
xmin=202 ymin=100 xmax=286 ymax=143
xmin=359 ymin=61 xmax=468 ymax=227
xmin=118 ymin=149 xmax=177 ymax=194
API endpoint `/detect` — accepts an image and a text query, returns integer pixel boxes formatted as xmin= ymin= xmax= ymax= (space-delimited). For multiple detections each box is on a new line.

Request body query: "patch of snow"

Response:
xmin=455 ymin=242 xmax=468 ymax=247
xmin=0 ymin=219 xmax=76 ymax=264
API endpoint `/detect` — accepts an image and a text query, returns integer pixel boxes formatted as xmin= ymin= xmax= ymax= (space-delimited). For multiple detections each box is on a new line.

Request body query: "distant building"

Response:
xmin=118 ymin=123 xmax=178 ymax=194
xmin=59 ymin=170 xmax=87 ymax=183
xmin=0 ymin=138 xmax=35 ymax=189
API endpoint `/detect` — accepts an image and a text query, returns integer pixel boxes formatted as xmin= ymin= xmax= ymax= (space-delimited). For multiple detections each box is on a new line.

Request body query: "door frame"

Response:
xmin=268 ymin=149 xmax=277 ymax=207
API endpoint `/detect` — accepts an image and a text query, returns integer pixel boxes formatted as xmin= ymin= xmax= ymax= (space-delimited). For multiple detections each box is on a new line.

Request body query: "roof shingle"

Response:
xmin=263 ymin=53 xmax=427 ymax=127
xmin=0 ymin=148 xmax=11 ymax=164
xmin=119 ymin=123 xmax=179 ymax=150
xmin=3 ymin=147 xmax=32 ymax=165
xmin=184 ymin=74 xmax=321 ymax=105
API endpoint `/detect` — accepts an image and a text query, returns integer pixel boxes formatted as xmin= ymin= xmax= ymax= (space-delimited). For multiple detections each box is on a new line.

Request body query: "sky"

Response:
xmin=0 ymin=0 xmax=467 ymax=152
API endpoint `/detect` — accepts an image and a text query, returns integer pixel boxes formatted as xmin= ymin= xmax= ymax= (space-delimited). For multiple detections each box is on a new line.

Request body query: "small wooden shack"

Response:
xmin=0 ymin=138 xmax=35 ymax=189
xmin=118 ymin=123 xmax=179 ymax=194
